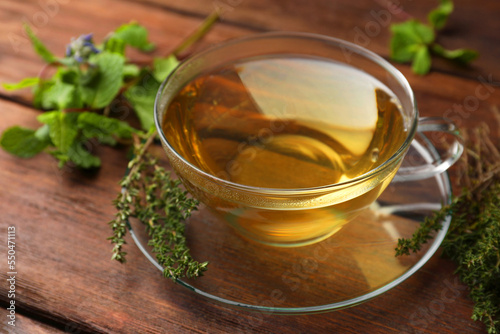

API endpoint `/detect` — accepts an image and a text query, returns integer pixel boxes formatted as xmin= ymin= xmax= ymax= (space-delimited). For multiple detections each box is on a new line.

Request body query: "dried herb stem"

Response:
xmin=395 ymin=106 xmax=500 ymax=333
xmin=108 ymin=131 xmax=208 ymax=280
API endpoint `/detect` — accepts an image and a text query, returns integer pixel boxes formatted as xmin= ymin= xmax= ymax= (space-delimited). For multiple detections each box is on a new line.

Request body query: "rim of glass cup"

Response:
xmin=128 ymin=160 xmax=452 ymax=313
xmin=154 ymin=31 xmax=419 ymax=195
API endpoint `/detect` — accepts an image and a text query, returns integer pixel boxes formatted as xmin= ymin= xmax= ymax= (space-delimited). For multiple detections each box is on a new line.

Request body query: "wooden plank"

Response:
xmin=130 ymin=0 xmax=500 ymax=80
xmin=0 ymin=312 xmax=68 ymax=334
xmin=1 ymin=0 xmax=499 ymax=96
xmin=0 ymin=0 xmax=253 ymax=102
xmin=0 ymin=95 xmax=491 ymax=333
xmin=0 ymin=0 xmax=497 ymax=333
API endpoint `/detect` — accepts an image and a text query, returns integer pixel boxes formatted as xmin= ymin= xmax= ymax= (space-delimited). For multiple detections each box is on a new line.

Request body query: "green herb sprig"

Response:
xmin=396 ymin=108 xmax=500 ymax=333
xmin=0 ymin=21 xmax=181 ymax=167
xmin=389 ymin=0 xmax=478 ymax=75
xmin=109 ymin=131 xmax=208 ymax=280
xmin=1 ymin=13 xmax=219 ymax=279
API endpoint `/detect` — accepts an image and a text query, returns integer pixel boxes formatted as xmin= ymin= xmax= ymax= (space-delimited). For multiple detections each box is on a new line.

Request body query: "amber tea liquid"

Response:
xmin=162 ymin=56 xmax=408 ymax=246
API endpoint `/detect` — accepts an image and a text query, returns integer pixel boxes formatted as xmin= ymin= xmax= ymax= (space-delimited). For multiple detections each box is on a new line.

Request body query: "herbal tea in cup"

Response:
xmin=155 ymin=33 xmax=463 ymax=247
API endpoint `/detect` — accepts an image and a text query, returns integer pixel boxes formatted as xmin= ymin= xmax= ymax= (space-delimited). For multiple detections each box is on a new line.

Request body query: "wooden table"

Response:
xmin=1 ymin=0 xmax=499 ymax=333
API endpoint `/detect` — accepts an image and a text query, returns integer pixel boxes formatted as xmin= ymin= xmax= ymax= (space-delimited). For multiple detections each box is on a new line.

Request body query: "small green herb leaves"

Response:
xmin=24 ymin=24 xmax=58 ymax=63
xmin=0 ymin=23 xmax=156 ymax=167
xmin=123 ymin=76 xmax=160 ymax=131
xmin=428 ymin=0 xmax=454 ymax=30
xmin=1 ymin=111 xmax=136 ymax=168
xmin=78 ymin=112 xmax=135 ymax=143
xmin=3 ymin=77 xmax=40 ymax=91
xmin=1 ymin=15 xmax=217 ymax=166
xmin=153 ymin=56 xmax=179 ymax=82
xmin=0 ymin=126 xmax=50 ymax=158
xmin=112 ymin=22 xmax=155 ymax=51
xmin=85 ymin=53 xmax=125 ymax=109
xmin=412 ymin=45 xmax=432 ymax=75
xmin=396 ymin=119 xmax=500 ymax=333
xmin=1 ymin=13 xmax=218 ymax=287
xmin=124 ymin=56 xmax=180 ymax=130
xmin=390 ymin=20 xmax=435 ymax=74
xmin=108 ymin=133 xmax=208 ymax=280
xmin=38 ymin=111 xmax=79 ymax=153
xmin=389 ymin=0 xmax=478 ymax=75
xmin=431 ymin=44 xmax=479 ymax=64
xmin=40 ymin=79 xmax=82 ymax=110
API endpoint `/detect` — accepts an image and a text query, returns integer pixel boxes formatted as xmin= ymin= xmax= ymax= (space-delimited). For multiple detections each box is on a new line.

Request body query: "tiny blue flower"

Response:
xmin=83 ymin=41 xmax=100 ymax=54
xmin=83 ymin=33 xmax=93 ymax=42
xmin=66 ymin=33 xmax=101 ymax=63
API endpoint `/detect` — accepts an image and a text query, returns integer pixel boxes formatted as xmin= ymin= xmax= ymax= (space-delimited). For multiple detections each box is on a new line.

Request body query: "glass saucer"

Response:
xmin=128 ymin=135 xmax=452 ymax=314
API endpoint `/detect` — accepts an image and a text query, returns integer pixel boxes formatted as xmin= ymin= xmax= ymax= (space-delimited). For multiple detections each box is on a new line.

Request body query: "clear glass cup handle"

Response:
xmin=393 ymin=117 xmax=464 ymax=182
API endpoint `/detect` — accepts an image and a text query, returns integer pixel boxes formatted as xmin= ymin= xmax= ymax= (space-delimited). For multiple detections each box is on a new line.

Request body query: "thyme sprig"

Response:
xmin=396 ymin=107 xmax=500 ymax=333
xmin=108 ymin=131 xmax=208 ymax=280
xmin=0 ymin=13 xmax=218 ymax=280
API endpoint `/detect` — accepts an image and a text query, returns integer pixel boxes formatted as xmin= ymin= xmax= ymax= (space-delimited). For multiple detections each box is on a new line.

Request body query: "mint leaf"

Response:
xmin=78 ymin=112 xmax=136 ymax=138
xmin=47 ymin=149 xmax=69 ymax=168
xmin=123 ymin=64 xmax=141 ymax=78
xmin=23 ymin=24 xmax=57 ymax=63
xmin=56 ymin=67 xmax=80 ymax=85
xmin=80 ymin=128 xmax=116 ymax=146
xmin=389 ymin=1 xmax=478 ymax=75
xmin=0 ymin=126 xmax=50 ymax=158
xmin=79 ymin=64 xmax=100 ymax=86
xmin=58 ymin=57 xmax=77 ymax=67
xmin=33 ymin=80 xmax=54 ymax=109
xmin=428 ymin=0 xmax=454 ymax=30
xmin=104 ymin=37 xmax=126 ymax=55
xmin=3 ymin=77 xmax=40 ymax=91
xmin=67 ymin=140 xmax=101 ymax=168
xmin=113 ymin=22 xmax=155 ymax=51
xmin=412 ymin=46 xmax=432 ymax=75
xmin=124 ymin=75 xmax=160 ymax=130
xmin=431 ymin=44 xmax=479 ymax=64
xmin=34 ymin=124 xmax=50 ymax=142
xmin=41 ymin=80 xmax=83 ymax=110
xmin=412 ymin=21 xmax=435 ymax=44
xmin=82 ymin=52 xmax=125 ymax=109
xmin=36 ymin=68 xmax=83 ymax=110
xmin=38 ymin=111 xmax=79 ymax=152
xmin=78 ymin=112 xmax=136 ymax=145
xmin=390 ymin=29 xmax=421 ymax=62
xmin=390 ymin=20 xmax=435 ymax=62
xmin=153 ymin=56 xmax=179 ymax=82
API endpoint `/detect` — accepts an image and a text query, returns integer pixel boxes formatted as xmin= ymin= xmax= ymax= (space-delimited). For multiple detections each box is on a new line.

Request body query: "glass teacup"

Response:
xmin=154 ymin=32 xmax=463 ymax=247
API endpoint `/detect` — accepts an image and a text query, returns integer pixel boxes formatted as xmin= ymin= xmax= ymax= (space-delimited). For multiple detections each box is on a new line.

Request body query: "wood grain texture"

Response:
xmin=0 ymin=0 xmax=252 ymax=102
xmin=0 ymin=0 xmax=498 ymax=333
xmin=132 ymin=0 xmax=500 ymax=80
xmin=0 ymin=312 xmax=67 ymax=334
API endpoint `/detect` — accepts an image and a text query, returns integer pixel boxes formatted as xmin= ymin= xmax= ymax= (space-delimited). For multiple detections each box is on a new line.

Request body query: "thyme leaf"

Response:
xmin=0 ymin=13 xmax=219 ymax=280
xmin=108 ymin=131 xmax=208 ymax=280
xmin=395 ymin=107 xmax=500 ymax=333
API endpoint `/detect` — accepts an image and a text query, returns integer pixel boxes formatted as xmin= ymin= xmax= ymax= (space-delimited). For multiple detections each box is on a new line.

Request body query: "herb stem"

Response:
xmin=171 ymin=10 xmax=220 ymax=57
xmin=124 ymin=130 xmax=157 ymax=183
xmin=395 ymin=107 xmax=500 ymax=333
